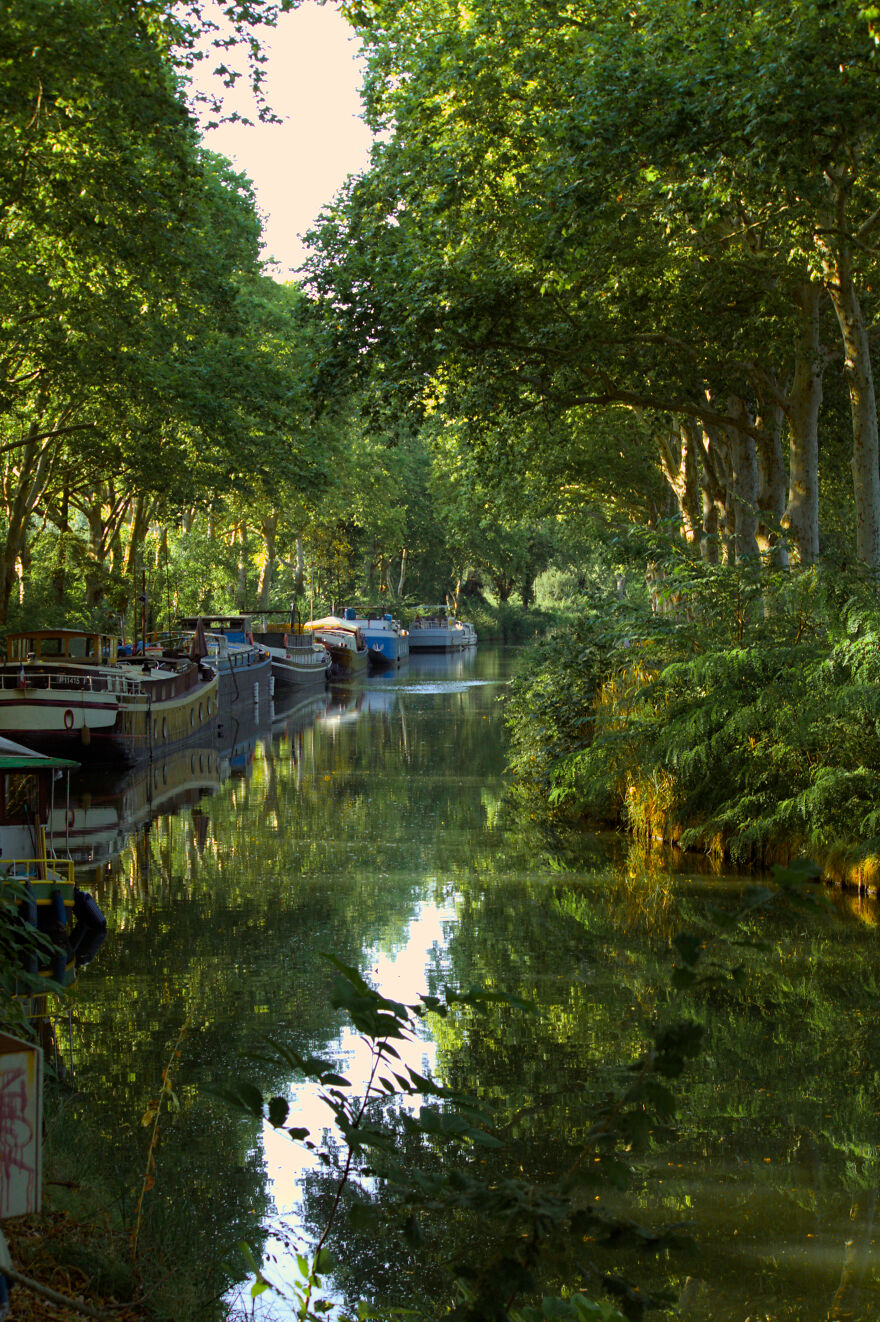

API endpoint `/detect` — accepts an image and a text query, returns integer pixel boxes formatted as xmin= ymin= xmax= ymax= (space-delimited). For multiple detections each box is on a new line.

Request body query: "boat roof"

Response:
xmin=0 ymin=735 xmax=79 ymax=771
xmin=306 ymin=616 xmax=360 ymax=633
xmin=8 ymin=628 xmax=110 ymax=638
xmin=178 ymin=616 xmax=250 ymax=627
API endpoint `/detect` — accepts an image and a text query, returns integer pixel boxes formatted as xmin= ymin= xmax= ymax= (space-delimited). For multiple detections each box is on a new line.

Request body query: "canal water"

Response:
xmin=52 ymin=646 xmax=880 ymax=1321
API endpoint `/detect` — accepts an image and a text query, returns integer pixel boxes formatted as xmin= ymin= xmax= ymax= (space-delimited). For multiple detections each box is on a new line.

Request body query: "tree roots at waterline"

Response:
xmin=622 ymin=766 xmax=880 ymax=897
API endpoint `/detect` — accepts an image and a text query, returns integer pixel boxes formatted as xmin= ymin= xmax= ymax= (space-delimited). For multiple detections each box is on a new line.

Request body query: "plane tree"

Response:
xmin=313 ymin=0 xmax=880 ymax=567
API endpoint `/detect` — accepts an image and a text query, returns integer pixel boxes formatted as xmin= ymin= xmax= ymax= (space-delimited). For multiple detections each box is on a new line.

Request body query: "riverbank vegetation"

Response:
xmin=508 ymin=554 xmax=880 ymax=878
xmin=302 ymin=0 xmax=880 ymax=864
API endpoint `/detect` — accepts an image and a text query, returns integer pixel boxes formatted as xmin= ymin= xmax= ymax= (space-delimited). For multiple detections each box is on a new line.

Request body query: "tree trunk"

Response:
xmin=0 ymin=419 xmax=58 ymax=626
xmin=819 ymin=196 xmax=880 ymax=569
xmin=726 ymin=399 xmax=760 ymax=561
xmin=236 ymin=522 xmax=249 ymax=610
xmin=397 ymin=547 xmax=407 ymax=598
xmin=123 ymin=494 xmax=153 ymax=579
xmin=257 ymin=513 xmax=278 ymax=609
xmin=700 ymin=490 xmax=720 ymax=563
xmin=293 ymin=536 xmax=305 ymax=597
xmin=693 ymin=418 xmax=729 ymax=563
xmin=493 ymin=576 xmax=513 ymax=603
xmin=755 ymin=401 xmax=789 ymax=569
xmin=827 ymin=276 xmax=880 ymax=567
xmin=783 ymin=282 xmax=824 ymax=566
xmin=363 ymin=542 xmax=377 ymax=595
xmin=52 ymin=480 xmax=71 ymax=605
xmin=85 ymin=503 xmax=106 ymax=607
xmin=657 ymin=420 xmax=701 ymax=543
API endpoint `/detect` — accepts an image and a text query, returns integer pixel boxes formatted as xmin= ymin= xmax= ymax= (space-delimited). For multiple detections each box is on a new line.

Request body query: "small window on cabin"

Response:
xmin=4 ymin=773 xmax=39 ymax=823
xmin=40 ymin=637 xmax=63 ymax=657
xmin=68 ymin=636 xmax=95 ymax=658
xmin=12 ymin=638 xmax=35 ymax=659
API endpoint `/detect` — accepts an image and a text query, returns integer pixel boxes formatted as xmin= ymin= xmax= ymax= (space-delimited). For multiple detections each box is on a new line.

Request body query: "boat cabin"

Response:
xmin=7 ymin=630 xmax=118 ymax=664
xmin=178 ymin=616 xmax=253 ymax=645
xmin=0 ymin=737 xmax=79 ymax=866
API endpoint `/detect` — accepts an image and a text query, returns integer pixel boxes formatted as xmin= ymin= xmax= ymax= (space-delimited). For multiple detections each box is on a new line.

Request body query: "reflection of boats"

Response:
xmin=407 ymin=613 xmax=467 ymax=652
xmin=407 ymin=648 xmax=478 ymax=679
xmin=0 ymin=738 xmax=106 ymax=985
xmin=318 ymin=688 xmax=365 ymax=728
xmin=178 ymin=616 xmax=272 ymax=710
xmin=0 ymin=629 xmax=218 ymax=764
xmin=358 ymin=685 xmax=399 ymax=715
xmin=216 ymin=695 xmax=272 ymax=779
xmin=271 ymin=689 xmax=330 ymax=738
xmin=55 ymin=744 xmax=223 ymax=869
xmin=305 ymin=617 xmax=369 ymax=678
xmin=338 ymin=608 xmax=409 ymax=667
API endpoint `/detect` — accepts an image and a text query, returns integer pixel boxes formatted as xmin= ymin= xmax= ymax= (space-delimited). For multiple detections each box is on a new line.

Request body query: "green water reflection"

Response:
xmin=57 ymin=646 xmax=880 ymax=1320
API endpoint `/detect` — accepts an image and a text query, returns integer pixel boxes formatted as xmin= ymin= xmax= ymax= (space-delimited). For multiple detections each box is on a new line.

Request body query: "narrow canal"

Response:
xmin=54 ymin=646 xmax=880 ymax=1320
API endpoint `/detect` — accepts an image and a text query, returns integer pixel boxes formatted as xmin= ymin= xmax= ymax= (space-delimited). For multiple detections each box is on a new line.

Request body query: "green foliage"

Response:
xmin=509 ymin=554 xmax=880 ymax=864
xmin=0 ymin=876 xmax=65 ymax=1037
xmin=211 ymin=954 xmax=711 ymax=1321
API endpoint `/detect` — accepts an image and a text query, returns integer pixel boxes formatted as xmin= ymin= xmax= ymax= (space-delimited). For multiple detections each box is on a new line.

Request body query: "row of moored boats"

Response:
xmin=0 ymin=607 xmax=476 ymax=994
xmin=0 ymin=608 xmax=477 ymax=767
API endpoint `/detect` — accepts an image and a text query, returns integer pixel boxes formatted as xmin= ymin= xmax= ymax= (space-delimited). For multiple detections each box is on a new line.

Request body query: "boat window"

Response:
xmin=40 ymin=636 xmax=63 ymax=657
xmin=10 ymin=637 xmax=35 ymax=659
xmin=3 ymin=773 xmax=39 ymax=823
xmin=68 ymin=636 xmax=96 ymax=658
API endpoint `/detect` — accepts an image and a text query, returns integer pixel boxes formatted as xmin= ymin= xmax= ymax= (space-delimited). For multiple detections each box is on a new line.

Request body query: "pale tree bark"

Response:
xmin=692 ymin=418 xmax=730 ymax=564
xmin=75 ymin=482 xmax=132 ymax=608
xmin=236 ymin=521 xmax=249 ymax=610
xmin=783 ymin=281 xmax=824 ymax=566
xmin=123 ymin=494 xmax=155 ymax=579
xmin=256 ymin=512 xmax=278 ymax=609
xmin=657 ymin=420 xmax=701 ymax=543
xmin=818 ymin=180 xmax=880 ymax=569
xmin=397 ymin=547 xmax=407 ymax=599
xmin=754 ymin=400 xmax=789 ymax=570
xmin=385 ymin=555 xmax=397 ymax=599
xmin=726 ymin=397 xmax=760 ymax=561
xmin=52 ymin=478 xmax=71 ymax=604
xmin=0 ymin=416 xmax=63 ymax=625
xmin=293 ymin=536 xmax=305 ymax=597
xmin=85 ymin=503 xmax=107 ymax=607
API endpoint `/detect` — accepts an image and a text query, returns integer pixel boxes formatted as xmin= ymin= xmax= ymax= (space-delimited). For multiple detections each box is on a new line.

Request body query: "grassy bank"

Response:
xmin=506 ymin=561 xmax=880 ymax=887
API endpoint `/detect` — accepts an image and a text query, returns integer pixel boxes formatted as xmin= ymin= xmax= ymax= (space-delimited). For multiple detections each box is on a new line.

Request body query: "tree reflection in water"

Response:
xmin=45 ymin=648 xmax=880 ymax=1321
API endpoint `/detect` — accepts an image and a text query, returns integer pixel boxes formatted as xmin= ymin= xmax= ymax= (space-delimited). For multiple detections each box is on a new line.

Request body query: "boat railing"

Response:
xmin=0 ymin=670 xmax=146 ymax=696
xmin=286 ymin=633 xmax=317 ymax=651
xmin=210 ymin=646 xmax=266 ymax=670
xmin=1 ymin=857 xmax=75 ymax=885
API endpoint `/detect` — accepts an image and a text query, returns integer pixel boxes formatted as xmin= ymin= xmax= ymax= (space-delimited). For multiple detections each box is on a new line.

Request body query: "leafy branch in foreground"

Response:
xmin=209 ymin=863 xmax=826 ymax=1320
xmin=209 ymin=950 xmax=713 ymax=1321
xmin=0 ymin=875 xmax=68 ymax=1038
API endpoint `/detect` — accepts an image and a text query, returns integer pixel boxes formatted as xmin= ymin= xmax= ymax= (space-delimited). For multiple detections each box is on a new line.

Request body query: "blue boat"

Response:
xmin=340 ymin=609 xmax=409 ymax=668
